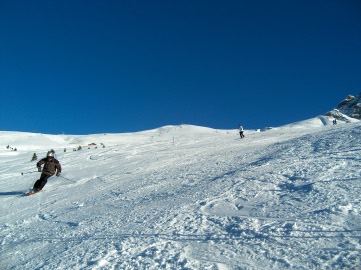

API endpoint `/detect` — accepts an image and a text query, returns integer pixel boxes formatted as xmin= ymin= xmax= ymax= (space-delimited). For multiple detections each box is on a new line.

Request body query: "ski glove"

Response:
xmin=56 ymin=172 xmax=61 ymax=177
xmin=38 ymin=167 xmax=42 ymax=172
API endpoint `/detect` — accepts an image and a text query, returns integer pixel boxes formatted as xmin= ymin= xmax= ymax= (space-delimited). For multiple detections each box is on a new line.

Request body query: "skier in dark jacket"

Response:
xmin=239 ymin=125 xmax=245 ymax=138
xmin=31 ymin=151 xmax=62 ymax=193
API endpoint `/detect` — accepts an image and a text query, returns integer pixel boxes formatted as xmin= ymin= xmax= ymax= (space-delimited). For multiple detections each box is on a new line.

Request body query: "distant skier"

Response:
xmin=30 ymin=151 xmax=62 ymax=194
xmin=333 ymin=119 xmax=337 ymax=125
xmin=239 ymin=125 xmax=245 ymax=138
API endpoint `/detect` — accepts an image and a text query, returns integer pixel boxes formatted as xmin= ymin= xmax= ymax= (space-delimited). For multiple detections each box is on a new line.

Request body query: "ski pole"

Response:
xmin=59 ymin=175 xmax=76 ymax=183
xmin=21 ymin=171 xmax=38 ymax=175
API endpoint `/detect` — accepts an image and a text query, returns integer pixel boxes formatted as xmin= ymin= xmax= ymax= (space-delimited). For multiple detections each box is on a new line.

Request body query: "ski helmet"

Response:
xmin=47 ymin=152 xmax=54 ymax=157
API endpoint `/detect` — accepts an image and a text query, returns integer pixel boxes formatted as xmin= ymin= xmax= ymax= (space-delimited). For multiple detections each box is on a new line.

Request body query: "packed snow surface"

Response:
xmin=1 ymin=117 xmax=361 ymax=269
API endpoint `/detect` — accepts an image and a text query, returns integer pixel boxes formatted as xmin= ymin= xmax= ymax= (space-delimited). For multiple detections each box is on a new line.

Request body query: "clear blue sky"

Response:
xmin=1 ymin=0 xmax=360 ymax=134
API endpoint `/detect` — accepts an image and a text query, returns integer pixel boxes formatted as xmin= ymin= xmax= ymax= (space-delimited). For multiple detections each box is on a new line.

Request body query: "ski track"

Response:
xmin=1 ymin=123 xmax=361 ymax=269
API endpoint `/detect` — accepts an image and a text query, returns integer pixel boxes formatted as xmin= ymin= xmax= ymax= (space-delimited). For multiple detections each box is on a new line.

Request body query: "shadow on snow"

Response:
xmin=0 ymin=191 xmax=25 ymax=196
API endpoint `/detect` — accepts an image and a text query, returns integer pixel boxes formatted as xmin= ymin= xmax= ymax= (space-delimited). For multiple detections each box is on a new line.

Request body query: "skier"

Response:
xmin=333 ymin=119 xmax=337 ymax=125
xmin=239 ymin=125 xmax=245 ymax=138
xmin=49 ymin=149 xmax=58 ymax=159
xmin=30 ymin=151 xmax=62 ymax=194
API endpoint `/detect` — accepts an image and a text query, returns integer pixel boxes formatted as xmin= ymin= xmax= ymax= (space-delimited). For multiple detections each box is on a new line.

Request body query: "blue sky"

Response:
xmin=1 ymin=0 xmax=360 ymax=134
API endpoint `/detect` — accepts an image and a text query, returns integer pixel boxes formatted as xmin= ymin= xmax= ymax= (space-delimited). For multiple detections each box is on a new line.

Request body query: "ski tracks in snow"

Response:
xmin=1 ymin=124 xmax=361 ymax=269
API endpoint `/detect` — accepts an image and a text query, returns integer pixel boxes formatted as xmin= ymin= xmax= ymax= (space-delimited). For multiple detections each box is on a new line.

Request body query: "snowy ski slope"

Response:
xmin=1 ymin=117 xmax=360 ymax=269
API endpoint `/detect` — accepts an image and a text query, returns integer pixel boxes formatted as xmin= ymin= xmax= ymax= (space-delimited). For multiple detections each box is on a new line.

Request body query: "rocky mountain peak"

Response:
xmin=326 ymin=93 xmax=361 ymax=121
xmin=336 ymin=93 xmax=361 ymax=119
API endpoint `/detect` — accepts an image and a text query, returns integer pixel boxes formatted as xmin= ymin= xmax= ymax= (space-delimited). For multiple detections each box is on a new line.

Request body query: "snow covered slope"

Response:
xmin=1 ymin=120 xmax=361 ymax=269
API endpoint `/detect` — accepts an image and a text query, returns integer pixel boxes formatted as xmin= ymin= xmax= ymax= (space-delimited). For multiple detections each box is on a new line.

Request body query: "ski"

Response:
xmin=24 ymin=190 xmax=41 ymax=196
